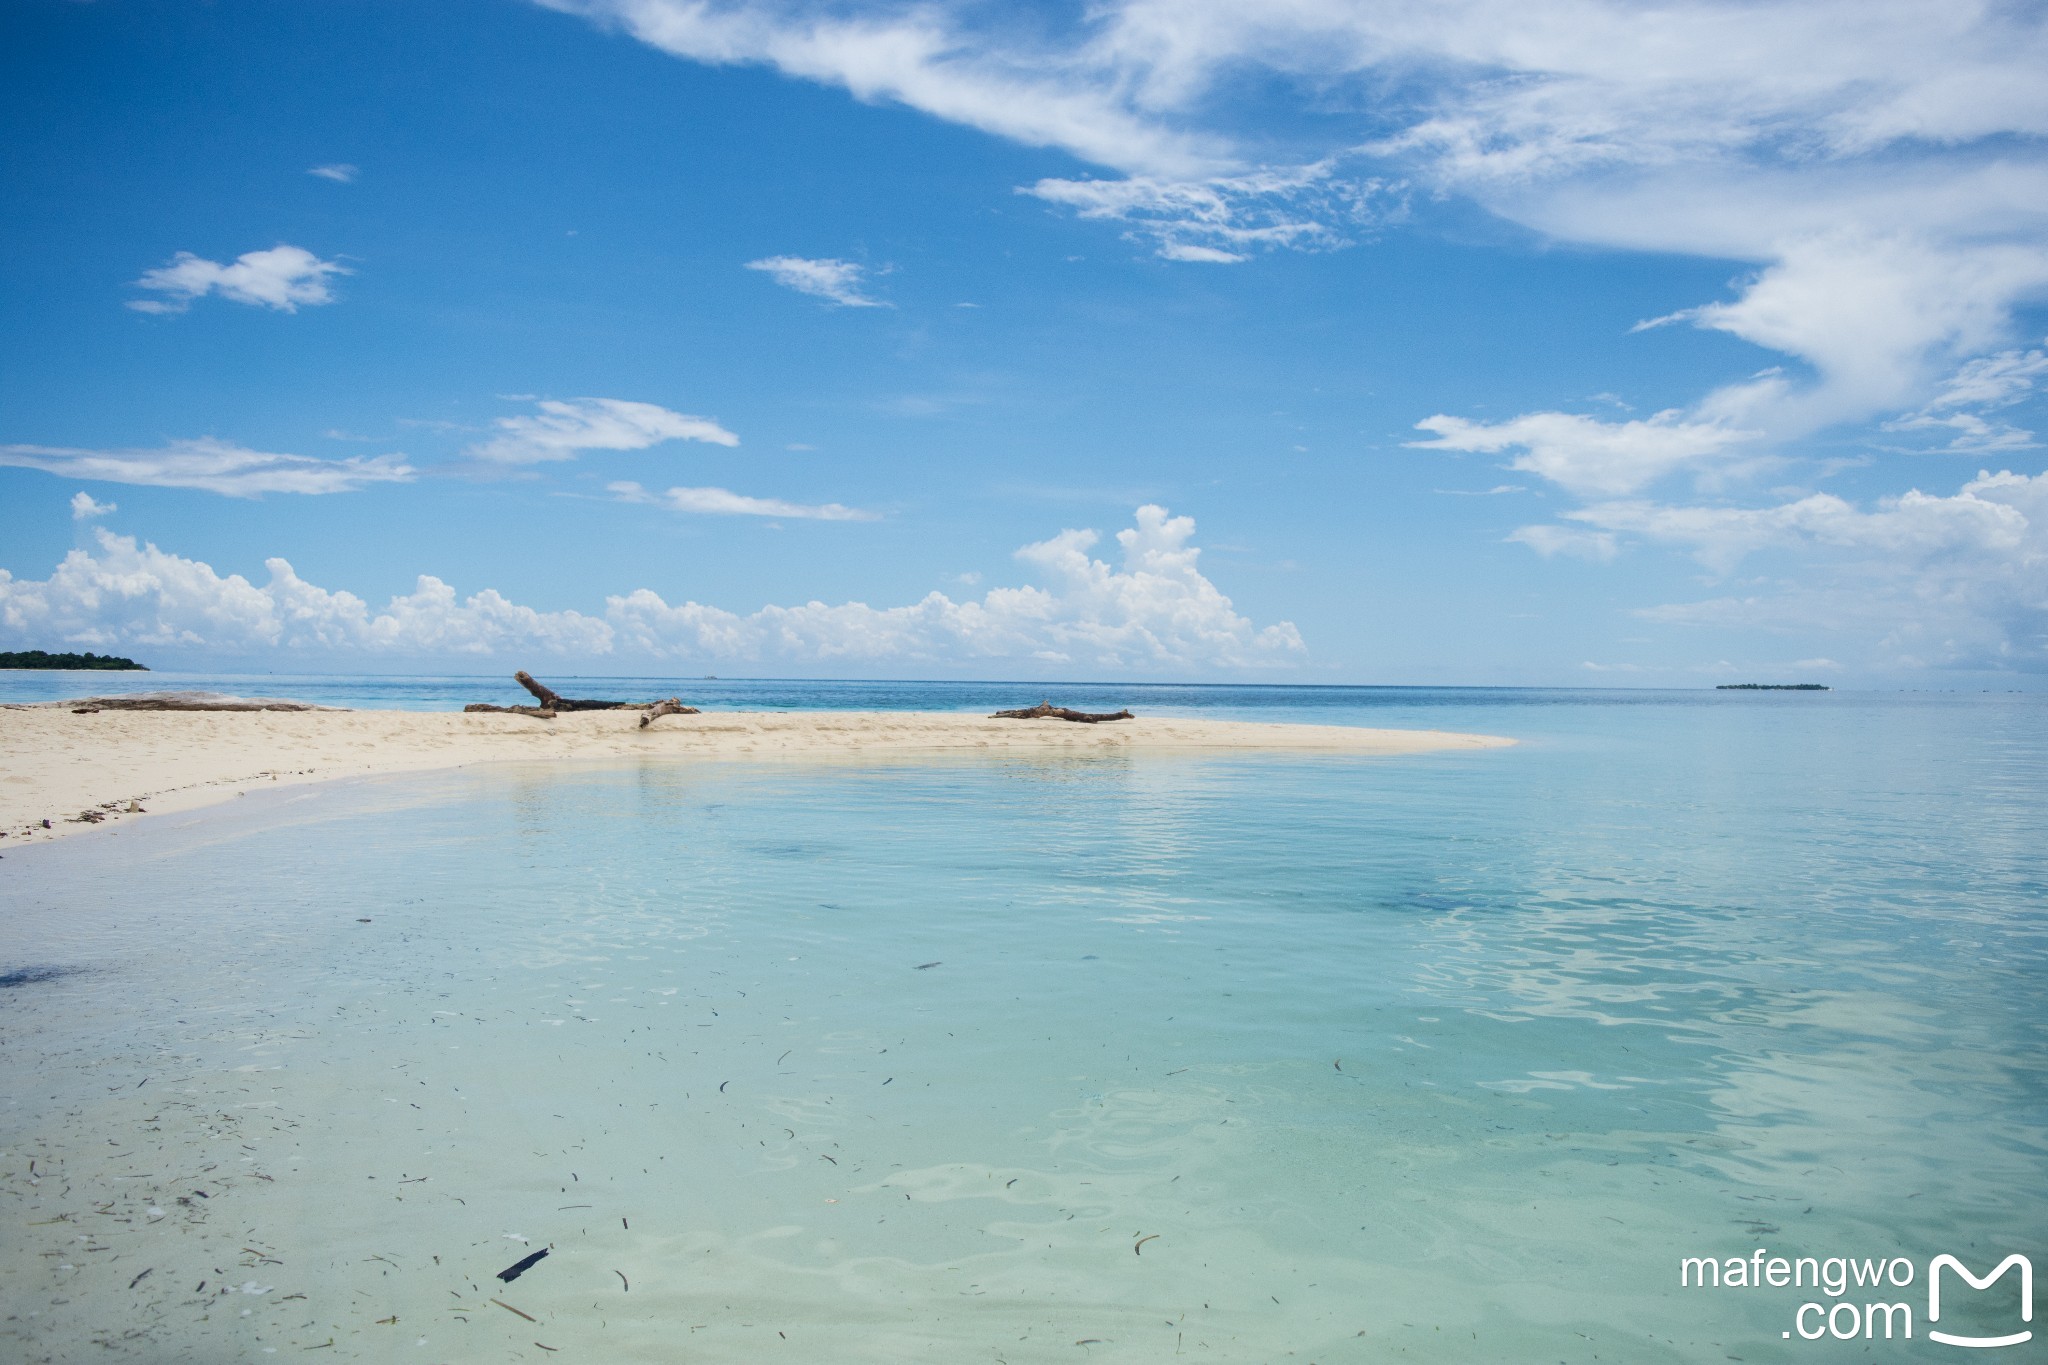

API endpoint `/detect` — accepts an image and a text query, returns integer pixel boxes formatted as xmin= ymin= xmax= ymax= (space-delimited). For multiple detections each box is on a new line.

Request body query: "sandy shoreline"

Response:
xmin=0 ymin=705 xmax=1512 ymax=846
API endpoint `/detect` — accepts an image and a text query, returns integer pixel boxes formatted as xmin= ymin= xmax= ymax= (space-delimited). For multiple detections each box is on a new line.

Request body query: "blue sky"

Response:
xmin=3 ymin=0 xmax=2044 ymax=684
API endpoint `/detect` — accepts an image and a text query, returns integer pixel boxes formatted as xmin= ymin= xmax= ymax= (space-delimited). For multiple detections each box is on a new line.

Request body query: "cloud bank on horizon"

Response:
xmin=0 ymin=506 xmax=1303 ymax=673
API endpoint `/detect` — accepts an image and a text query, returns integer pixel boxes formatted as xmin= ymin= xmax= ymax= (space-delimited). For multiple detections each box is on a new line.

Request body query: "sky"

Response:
xmin=2 ymin=0 xmax=2044 ymax=686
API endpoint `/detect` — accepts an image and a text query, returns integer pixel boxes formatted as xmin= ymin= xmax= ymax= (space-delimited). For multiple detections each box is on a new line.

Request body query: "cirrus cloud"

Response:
xmin=744 ymin=255 xmax=888 ymax=307
xmin=0 ymin=438 xmax=415 ymax=498
xmin=609 ymin=480 xmax=878 ymax=521
xmin=467 ymin=397 xmax=740 ymax=464
xmin=546 ymin=0 xmax=2048 ymax=494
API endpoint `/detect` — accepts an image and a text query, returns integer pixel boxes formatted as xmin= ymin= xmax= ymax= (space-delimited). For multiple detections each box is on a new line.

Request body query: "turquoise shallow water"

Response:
xmin=1 ymin=689 xmax=2043 ymax=1362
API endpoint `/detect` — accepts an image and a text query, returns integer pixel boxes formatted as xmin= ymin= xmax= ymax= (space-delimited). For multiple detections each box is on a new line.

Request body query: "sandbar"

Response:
xmin=0 ymin=705 xmax=1512 ymax=845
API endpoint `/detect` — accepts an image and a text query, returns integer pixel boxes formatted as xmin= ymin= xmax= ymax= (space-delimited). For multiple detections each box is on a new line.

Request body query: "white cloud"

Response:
xmin=0 ymin=438 xmax=415 ymax=498
xmin=539 ymin=1 xmax=2042 ymax=183
xmin=0 ymin=530 xmax=611 ymax=657
xmin=529 ymin=0 xmax=2048 ymax=672
xmin=70 ymin=492 xmax=116 ymax=520
xmin=1675 ymin=233 xmax=2048 ymax=436
xmin=609 ymin=504 xmax=1302 ymax=668
xmin=1884 ymin=410 xmax=2039 ymax=454
xmin=1882 ymin=341 xmax=2048 ymax=451
xmin=0 ymin=507 xmax=1301 ymax=672
xmin=535 ymin=0 xmax=1226 ymax=177
xmin=1411 ymin=411 xmax=1750 ymax=497
xmin=743 ymin=255 xmax=887 ymax=307
xmin=1024 ymin=161 xmax=1399 ymax=263
xmin=129 ymin=245 xmax=349 ymax=314
xmin=1922 ymin=344 xmax=2048 ymax=411
xmin=467 ymin=397 xmax=740 ymax=464
xmin=609 ymin=480 xmax=878 ymax=521
xmin=1533 ymin=471 xmax=2048 ymax=671
xmin=1506 ymin=524 xmax=1618 ymax=561
xmin=307 ymin=164 xmax=359 ymax=183
xmin=547 ymin=2 xmax=2048 ymax=471
xmin=1559 ymin=475 xmax=2035 ymax=576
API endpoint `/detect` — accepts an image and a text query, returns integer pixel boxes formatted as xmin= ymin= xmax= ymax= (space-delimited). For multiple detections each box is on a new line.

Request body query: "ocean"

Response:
xmin=2 ymin=680 xmax=2043 ymax=1361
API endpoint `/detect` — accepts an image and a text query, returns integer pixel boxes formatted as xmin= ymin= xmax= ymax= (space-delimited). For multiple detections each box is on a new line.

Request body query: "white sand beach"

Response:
xmin=0 ymin=705 xmax=1512 ymax=845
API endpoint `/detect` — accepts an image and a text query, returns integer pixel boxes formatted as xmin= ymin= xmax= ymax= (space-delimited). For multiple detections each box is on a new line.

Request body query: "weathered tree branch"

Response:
xmin=990 ymin=700 xmax=1134 ymax=724
xmin=68 ymin=696 xmax=325 ymax=713
xmin=515 ymin=671 xmax=645 ymax=711
xmin=466 ymin=675 xmax=703 ymax=726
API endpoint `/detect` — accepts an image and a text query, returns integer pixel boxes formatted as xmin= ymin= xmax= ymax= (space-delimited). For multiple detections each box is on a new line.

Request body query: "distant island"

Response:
xmin=1716 ymin=683 xmax=1829 ymax=691
xmin=0 ymin=650 xmax=147 ymax=671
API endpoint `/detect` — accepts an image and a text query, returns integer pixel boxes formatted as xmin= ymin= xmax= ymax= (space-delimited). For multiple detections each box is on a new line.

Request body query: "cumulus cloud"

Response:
xmin=307 ymin=164 xmax=359 ymax=183
xmin=1559 ymin=473 xmax=2037 ymax=575
xmin=1521 ymin=470 xmax=2048 ymax=671
xmin=467 ymin=397 xmax=740 ymax=464
xmin=608 ymin=505 xmax=1302 ymax=667
xmin=129 ymin=245 xmax=349 ymax=314
xmin=0 ymin=530 xmax=611 ymax=657
xmin=609 ymin=480 xmax=878 ymax=521
xmin=0 ymin=438 xmax=415 ymax=498
xmin=0 ymin=507 xmax=1300 ymax=671
xmin=69 ymin=492 xmax=116 ymax=520
xmin=744 ymin=256 xmax=887 ymax=306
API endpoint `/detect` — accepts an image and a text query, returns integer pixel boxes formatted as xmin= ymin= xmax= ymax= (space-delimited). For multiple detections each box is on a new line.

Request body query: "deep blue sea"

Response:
xmin=2 ymin=679 xmax=2042 ymax=1362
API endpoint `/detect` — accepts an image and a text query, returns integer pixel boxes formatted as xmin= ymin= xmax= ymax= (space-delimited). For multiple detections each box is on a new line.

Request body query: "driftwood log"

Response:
xmin=514 ymin=670 xmax=645 ymax=711
xmin=990 ymin=700 xmax=1134 ymax=724
xmin=465 ymin=674 xmax=701 ymax=727
xmin=68 ymin=696 xmax=326 ymax=713
xmin=639 ymin=698 xmax=696 ymax=728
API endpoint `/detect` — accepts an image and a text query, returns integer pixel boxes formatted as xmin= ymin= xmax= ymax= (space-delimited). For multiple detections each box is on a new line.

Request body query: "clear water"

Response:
xmin=8 ymin=666 xmax=2029 ymax=721
xmin=2 ymin=688 xmax=2043 ymax=1362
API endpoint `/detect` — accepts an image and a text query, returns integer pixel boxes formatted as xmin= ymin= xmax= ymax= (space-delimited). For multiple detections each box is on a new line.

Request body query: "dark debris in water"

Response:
xmin=0 ymin=965 xmax=78 ymax=990
xmin=496 ymin=1247 xmax=549 ymax=1283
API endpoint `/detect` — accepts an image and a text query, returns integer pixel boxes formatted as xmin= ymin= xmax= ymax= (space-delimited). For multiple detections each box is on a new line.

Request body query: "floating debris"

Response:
xmin=1 ymin=966 xmax=76 ymax=989
xmin=497 ymin=1248 xmax=549 ymax=1283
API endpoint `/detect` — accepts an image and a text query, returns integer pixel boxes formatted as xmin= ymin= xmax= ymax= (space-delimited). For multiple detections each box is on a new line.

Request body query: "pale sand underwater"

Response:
xmin=0 ymin=706 xmax=1511 ymax=846
xmin=3 ymin=692 xmax=2042 ymax=1363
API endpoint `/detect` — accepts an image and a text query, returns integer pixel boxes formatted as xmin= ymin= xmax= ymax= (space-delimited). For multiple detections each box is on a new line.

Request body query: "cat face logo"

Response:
xmin=1928 ymin=1254 xmax=2032 ymax=1349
